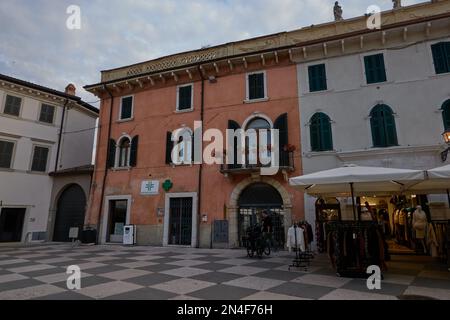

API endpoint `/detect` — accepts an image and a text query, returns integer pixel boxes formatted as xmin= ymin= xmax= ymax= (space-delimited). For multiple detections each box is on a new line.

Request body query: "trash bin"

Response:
xmin=81 ymin=229 xmax=97 ymax=244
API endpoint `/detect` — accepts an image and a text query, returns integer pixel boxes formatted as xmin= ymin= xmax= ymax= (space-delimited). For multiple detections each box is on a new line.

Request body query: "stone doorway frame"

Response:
xmin=227 ymin=176 xmax=292 ymax=248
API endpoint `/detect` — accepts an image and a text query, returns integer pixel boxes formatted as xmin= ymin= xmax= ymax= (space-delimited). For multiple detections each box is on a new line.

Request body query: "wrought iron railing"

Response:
xmin=220 ymin=150 xmax=294 ymax=174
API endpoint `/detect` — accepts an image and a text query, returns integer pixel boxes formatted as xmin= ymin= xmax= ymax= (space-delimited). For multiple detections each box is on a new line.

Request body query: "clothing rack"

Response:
xmin=325 ymin=221 xmax=387 ymax=278
xmin=288 ymin=224 xmax=311 ymax=271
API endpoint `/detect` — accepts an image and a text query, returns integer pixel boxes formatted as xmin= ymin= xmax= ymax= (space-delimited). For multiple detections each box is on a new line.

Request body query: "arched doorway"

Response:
xmin=238 ymin=182 xmax=284 ymax=247
xmin=53 ymin=184 xmax=86 ymax=242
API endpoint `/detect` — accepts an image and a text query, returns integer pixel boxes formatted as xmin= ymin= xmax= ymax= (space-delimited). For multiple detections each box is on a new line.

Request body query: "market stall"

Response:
xmin=289 ymin=164 xmax=426 ymax=277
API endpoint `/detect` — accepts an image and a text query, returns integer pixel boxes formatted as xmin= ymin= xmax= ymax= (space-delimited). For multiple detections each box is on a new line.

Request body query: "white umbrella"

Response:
xmin=408 ymin=164 xmax=450 ymax=207
xmin=289 ymin=164 xmax=426 ymax=220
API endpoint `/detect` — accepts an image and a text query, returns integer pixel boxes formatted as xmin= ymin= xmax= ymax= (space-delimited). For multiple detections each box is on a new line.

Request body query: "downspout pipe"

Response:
xmin=54 ymin=99 xmax=69 ymax=172
xmin=95 ymin=85 xmax=114 ymax=244
xmin=196 ymin=66 xmax=205 ymax=248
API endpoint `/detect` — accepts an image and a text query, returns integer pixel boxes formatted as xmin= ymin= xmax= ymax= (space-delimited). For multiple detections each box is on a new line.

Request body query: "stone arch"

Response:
xmin=229 ymin=176 xmax=292 ymax=208
xmin=227 ymin=176 xmax=292 ymax=248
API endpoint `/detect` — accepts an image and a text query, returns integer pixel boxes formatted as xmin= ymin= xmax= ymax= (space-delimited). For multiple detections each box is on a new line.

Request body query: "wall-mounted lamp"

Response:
xmin=208 ymin=76 xmax=217 ymax=84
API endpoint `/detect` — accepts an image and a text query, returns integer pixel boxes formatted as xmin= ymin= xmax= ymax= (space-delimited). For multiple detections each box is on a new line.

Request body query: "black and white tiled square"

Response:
xmin=0 ymin=244 xmax=449 ymax=300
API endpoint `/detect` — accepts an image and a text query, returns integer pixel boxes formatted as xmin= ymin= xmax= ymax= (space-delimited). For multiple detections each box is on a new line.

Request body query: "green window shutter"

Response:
xmin=442 ymin=101 xmax=450 ymax=130
xmin=129 ymin=135 xmax=139 ymax=167
xmin=371 ymin=105 xmax=397 ymax=148
xmin=375 ymin=54 xmax=387 ymax=83
xmin=371 ymin=107 xmax=384 ymax=147
xmin=384 ymin=108 xmax=398 ymax=147
xmin=0 ymin=141 xmax=14 ymax=168
xmin=308 ymin=64 xmax=327 ymax=92
xmin=120 ymin=97 xmax=133 ymax=119
xmin=365 ymin=54 xmax=386 ymax=84
xmin=248 ymin=73 xmax=265 ymax=100
xmin=310 ymin=113 xmax=332 ymax=152
xmin=178 ymin=85 xmax=192 ymax=110
xmin=107 ymin=139 xmax=116 ymax=168
xmin=227 ymin=120 xmax=241 ymax=168
xmin=320 ymin=116 xmax=333 ymax=151
xmin=274 ymin=113 xmax=289 ymax=165
xmin=431 ymin=43 xmax=449 ymax=74
xmin=310 ymin=118 xmax=320 ymax=151
xmin=165 ymin=132 xmax=174 ymax=164
xmin=445 ymin=43 xmax=450 ymax=72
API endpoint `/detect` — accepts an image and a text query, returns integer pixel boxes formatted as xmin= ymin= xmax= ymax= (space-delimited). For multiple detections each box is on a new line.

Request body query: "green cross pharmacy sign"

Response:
xmin=140 ymin=180 xmax=160 ymax=195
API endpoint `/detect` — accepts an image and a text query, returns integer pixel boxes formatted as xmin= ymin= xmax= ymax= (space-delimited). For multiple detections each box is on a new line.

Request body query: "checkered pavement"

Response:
xmin=0 ymin=244 xmax=449 ymax=300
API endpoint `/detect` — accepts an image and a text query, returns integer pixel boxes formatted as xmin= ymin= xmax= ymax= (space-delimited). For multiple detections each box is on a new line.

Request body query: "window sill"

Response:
xmin=26 ymin=170 xmax=48 ymax=175
xmin=305 ymin=150 xmax=337 ymax=158
xmin=111 ymin=166 xmax=132 ymax=172
xmin=244 ymin=97 xmax=269 ymax=104
xmin=1 ymin=113 xmax=21 ymax=120
xmin=116 ymin=117 xmax=134 ymax=123
xmin=429 ymin=72 xmax=450 ymax=80
xmin=303 ymin=89 xmax=333 ymax=96
xmin=360 ymin=80 xmax=393 ymax=88
xmin=35 ymin=120 xmax=56 ymax=127
xmin=174 ymin=108 xmax=194 ymax=114
xmin=169 ymin=163 xmax=194 ymax=168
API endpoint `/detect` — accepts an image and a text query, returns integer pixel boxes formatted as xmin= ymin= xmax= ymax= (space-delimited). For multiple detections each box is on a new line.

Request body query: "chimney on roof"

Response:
xmin=65 ymin=83 xmax=76 ymax=96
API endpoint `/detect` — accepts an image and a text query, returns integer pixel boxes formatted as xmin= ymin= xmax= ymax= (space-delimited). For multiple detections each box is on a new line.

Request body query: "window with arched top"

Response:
xmin=442 ymin=100 xmax=450 ymax=130
xmin=370 ymin=104 xmax=398 ymax=148
xmin=245 ymin=117 xmax=271 ymax=165
xmin=310 ymin=113 xmax=333 ymax=152
xmin=118 ymin=137 xmax=131 ymax=167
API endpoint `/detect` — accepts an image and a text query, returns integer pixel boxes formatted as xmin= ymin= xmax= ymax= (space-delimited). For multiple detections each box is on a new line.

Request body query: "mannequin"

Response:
xmin=413 ymin=205 xmax=428 ymax=253
xmin=360 ymin=207 xmax=372 ymax=221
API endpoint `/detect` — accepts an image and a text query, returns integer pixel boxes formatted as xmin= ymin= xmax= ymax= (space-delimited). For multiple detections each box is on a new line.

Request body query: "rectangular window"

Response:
xmin=177 ymin=85 xmax=193 ymax=111
xmin=247 ymin=72 xmax=266 ymax=100
xmin=39 ymin=104 xmax=55 ymax=124
xmin=308 ymin=64 xmax=327 ymax=92
xmin=120 ymin=96 xmax=133 ymax=120
xmin=0 ymin=140 xmax=14 ymax=169
xmin=3 ymin=95 xmax=22 ymax=117
xmin=431 ymin=42 xmax=450 ymax=74
xmin=364 ymin=54 xmax=387 ymax=84
xmin=31 ymin=146 xmax=49 ymax=172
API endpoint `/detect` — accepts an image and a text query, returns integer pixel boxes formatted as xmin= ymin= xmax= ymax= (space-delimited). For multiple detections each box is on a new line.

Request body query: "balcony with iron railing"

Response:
xmin=220 ymin=150 xmax=295 ymax=176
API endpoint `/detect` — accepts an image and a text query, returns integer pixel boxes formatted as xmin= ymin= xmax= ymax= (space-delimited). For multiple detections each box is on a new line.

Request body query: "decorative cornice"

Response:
xmin=86 ymin=0 xmax=450 ymax=91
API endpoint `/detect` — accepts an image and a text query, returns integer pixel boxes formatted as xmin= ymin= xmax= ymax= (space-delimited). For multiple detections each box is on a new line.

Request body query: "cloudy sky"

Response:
xmin=0 ymin=0 xmax=423 ymax=105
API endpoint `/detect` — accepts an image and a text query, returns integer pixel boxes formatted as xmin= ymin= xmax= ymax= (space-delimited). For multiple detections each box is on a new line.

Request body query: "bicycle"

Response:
xmin=244 ymin=225 xmax=271 ymax=258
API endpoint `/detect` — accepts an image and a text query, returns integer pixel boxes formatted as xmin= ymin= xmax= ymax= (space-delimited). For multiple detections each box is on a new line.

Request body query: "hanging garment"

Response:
xmin=287 ymin=226 xmax=305 ymax=252
xmin=412 ymin=208 xmax=427 ymax=239
xmin=427 ymin=224 xmax=439 ymax=258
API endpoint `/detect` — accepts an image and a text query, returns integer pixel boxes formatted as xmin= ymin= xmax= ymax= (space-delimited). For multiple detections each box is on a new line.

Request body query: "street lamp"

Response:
xmin=441 ymin=129 xmax=450 ymax=162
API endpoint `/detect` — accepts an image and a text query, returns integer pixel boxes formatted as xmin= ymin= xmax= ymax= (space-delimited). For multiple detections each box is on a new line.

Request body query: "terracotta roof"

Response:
xmin=0 ymin=73 xmax=98 ymax=115
xmin=48 ymin=165 xmax=94 ymax=176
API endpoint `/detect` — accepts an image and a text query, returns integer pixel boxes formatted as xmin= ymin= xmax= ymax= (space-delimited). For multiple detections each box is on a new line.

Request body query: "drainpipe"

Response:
xmin=95 ymin=85 xmax=114 ymax=244
xmin=196 ymin=66 xmax=205 ymax=248
xmin=54 ymin=99 xmax=69 ymax=172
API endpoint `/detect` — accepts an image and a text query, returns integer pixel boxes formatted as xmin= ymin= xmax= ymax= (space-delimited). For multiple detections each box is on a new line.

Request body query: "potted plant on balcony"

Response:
xmin=283 ymin=144 xmax=296 ymax=152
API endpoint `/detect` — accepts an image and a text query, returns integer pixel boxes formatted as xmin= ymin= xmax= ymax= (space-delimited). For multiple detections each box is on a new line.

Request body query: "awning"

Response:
xmin=289 ymin=164 xmax=425 ymax=197
xmin=407 ymin=164 xmax=450 ymax=194
xmin=289 ymin=164 xmax=426 ymax=220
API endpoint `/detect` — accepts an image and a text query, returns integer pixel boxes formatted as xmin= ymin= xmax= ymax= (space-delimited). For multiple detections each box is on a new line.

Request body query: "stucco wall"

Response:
xmin=87 ymin=60 xmax=305 ymax=247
